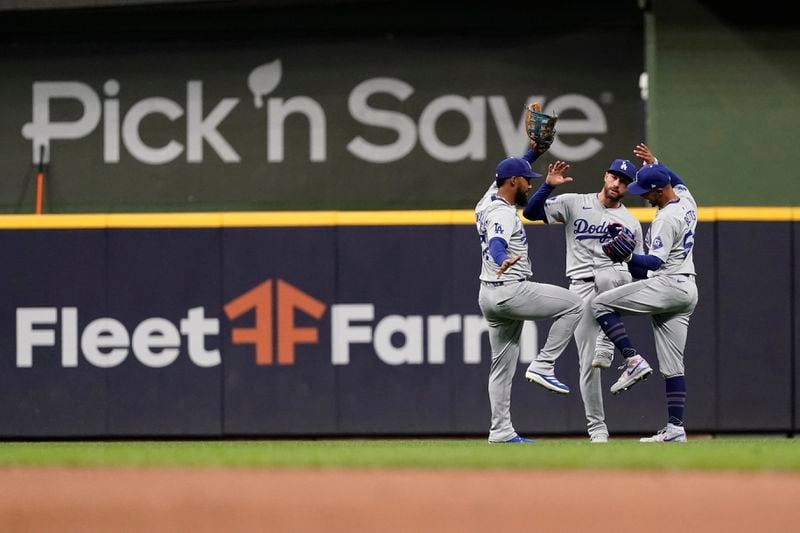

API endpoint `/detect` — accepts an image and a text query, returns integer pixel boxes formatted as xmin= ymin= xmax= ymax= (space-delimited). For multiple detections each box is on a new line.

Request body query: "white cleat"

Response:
xmin=610 ymin=354 xmax=653 ymax=394
xmin=589 ymin=433 xmax=609 ymax=443
xmin=639 ymin=423 xmax=687 ymax=443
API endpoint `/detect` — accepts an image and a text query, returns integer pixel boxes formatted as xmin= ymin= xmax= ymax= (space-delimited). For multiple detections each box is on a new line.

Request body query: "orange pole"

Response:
xmin=35 ymin=172 xmax=44 ymax=215
xmin=35 ymin=145 xmax=46 ymax=215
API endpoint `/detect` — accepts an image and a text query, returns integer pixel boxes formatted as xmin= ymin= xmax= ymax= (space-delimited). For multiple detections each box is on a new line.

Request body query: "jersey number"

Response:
xmin=682 ymin=230 xmax=694 ymax=259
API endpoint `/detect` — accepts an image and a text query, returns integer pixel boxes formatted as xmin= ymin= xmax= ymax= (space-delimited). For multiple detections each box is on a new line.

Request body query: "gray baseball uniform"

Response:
xmin=476 ymin=184 xmax=583 ymax=443
xmin=592 ymin=184 xmax=698 ymax=377
xmin=544 ymin=193 xmax=643 ymax=439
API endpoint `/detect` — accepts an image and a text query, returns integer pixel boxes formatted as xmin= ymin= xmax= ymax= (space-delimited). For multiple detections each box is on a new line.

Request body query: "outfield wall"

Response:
xmin=0 ymin=211 xmax=796 ymax=438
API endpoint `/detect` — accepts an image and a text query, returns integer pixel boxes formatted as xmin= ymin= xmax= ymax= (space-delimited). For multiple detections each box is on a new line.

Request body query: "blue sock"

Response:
xmin=665 ymin=376 xmax=687 ymax=426
xmin=597 ymin=312 xmax=637 ymax=358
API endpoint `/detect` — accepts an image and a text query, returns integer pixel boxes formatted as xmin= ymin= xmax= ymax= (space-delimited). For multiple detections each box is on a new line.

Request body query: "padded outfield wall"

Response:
xmin=0 ymin=211 xmax=797 ymax=438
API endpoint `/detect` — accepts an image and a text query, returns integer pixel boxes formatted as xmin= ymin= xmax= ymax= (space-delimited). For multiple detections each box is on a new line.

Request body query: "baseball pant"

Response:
xmin=591 ymin=274 xmax=698 ymax=377
xmin=479 ymin=280 xmax=583 ymax=442
xmin=571 ymin=265 xmax=632 ymax=439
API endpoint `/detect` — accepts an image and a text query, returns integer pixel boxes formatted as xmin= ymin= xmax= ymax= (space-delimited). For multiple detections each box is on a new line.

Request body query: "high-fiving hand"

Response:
xmin=545 ymin=161 xmax=573 ymax=187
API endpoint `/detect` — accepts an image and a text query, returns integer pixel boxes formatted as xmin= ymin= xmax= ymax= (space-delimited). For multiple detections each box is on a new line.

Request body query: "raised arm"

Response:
xmin=634 ymin=143 xmax=685 ymax=187
xmin=522 ymin=161 xmax=572 ymax=221
xmin=521 ymin=141 xmax=548 ymax=165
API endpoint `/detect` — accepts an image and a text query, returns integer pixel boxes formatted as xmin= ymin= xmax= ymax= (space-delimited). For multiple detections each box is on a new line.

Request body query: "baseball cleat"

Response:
xmin=489 ymin=433 xmax=536 ymax=444
xmin=589 ymin=433 xmax=609 ymax=443
xmin=591 ymin=351 xmax=613 ymax=369
xmin=609 ymin=354 xmax=653 ymax=394
xmin=525 ymin=370 xmax=570 ymax=394
xmin=639 ymin=423 xmax=687 ymax=443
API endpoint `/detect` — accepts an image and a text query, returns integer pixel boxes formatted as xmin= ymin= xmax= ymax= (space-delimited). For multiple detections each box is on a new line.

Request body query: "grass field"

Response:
xmin=1 ymin=438 xmax=798 ymax=471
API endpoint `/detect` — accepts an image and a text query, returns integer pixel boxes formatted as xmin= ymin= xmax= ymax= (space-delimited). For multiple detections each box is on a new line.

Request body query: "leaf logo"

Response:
xmin=247 ymin=59 xmax=283 ymax=109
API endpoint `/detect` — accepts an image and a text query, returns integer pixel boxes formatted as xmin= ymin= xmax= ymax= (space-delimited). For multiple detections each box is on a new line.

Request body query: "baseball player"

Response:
xmin=476 ymin=149 xmax=583 ymax=444
xmin=591 ymin=143 xmax=698 ymax=443
xmin=521 ymin=157 xmax=643 ymax=443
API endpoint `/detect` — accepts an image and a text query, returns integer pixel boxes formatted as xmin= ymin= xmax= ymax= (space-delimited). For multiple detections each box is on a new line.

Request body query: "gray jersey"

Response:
xmin=475 ymin=184 xmax=531 ymax=281
xmin=544 ymin=193 xmax=644 ymax=280
xmin=591 ymin=182 xmax=700 ymax=380
xmin=645 ymin=184 xmax=697 ymax=277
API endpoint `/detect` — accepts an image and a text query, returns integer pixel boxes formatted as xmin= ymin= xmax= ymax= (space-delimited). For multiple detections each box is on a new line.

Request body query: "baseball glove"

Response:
xmin=602 ymin=222 xmax=636 ymax=263
xmin=525 ymin=102 xmax=558 ymax=151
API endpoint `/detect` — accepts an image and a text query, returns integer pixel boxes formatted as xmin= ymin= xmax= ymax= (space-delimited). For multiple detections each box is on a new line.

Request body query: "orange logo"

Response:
xmin=224 ymin=279 xmax=326 ymax=365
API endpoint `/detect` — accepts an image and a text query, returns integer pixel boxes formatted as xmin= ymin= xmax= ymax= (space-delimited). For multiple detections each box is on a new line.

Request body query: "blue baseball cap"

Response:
xmin=627 ymin=163 xmax=671 ymax=195
xmin=607 ymin=159 xmax=637 ymax=183
xmin=495 ymin=157 xmax=542 ymax=180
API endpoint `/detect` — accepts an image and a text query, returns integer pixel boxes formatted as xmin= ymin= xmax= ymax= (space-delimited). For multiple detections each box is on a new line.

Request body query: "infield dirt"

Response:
xmin=1 ymin=468 xmax=798 ymax=532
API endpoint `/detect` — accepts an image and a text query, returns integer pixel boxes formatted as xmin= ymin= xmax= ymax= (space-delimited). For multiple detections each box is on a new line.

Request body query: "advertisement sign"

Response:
xmin=0 ymin=223 xmax=726 ymax=438
xmin=0 ymin=30 xmax=644 ymax=212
